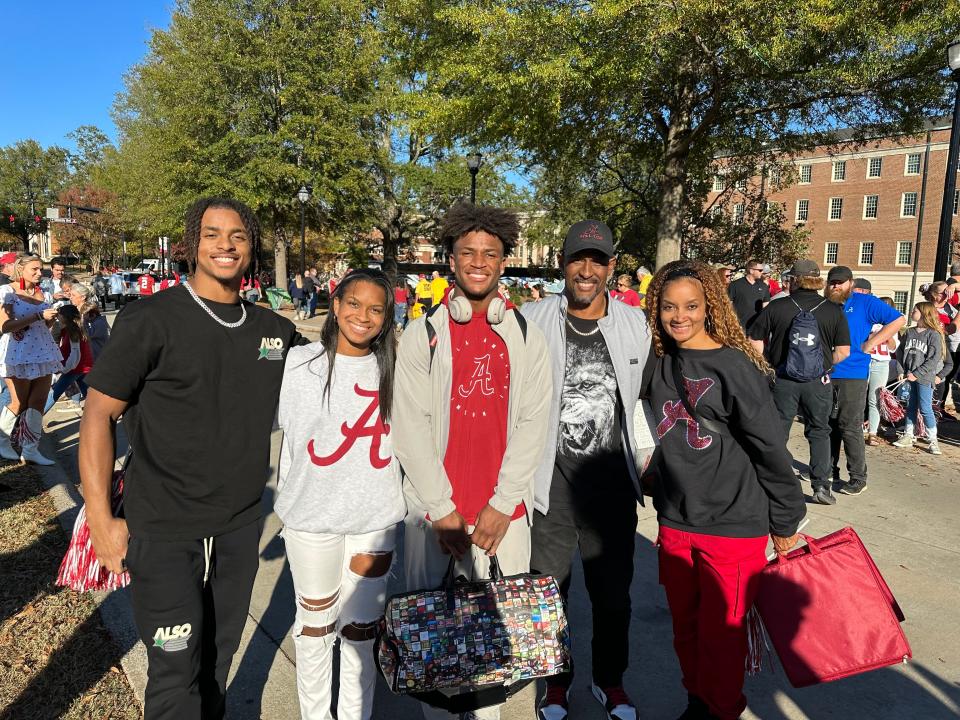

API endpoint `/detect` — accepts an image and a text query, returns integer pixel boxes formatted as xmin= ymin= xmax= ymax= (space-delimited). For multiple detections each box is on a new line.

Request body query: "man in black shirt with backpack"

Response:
xmin=749 ymin=260 xmax=851 ymax=505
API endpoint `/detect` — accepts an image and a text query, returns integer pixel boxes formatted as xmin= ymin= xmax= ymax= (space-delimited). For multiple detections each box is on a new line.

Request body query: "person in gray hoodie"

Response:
xmin=893 ymin=301 xmax=953 ymax=455
xmin=521 ymin=220 xmax=654 ymax=720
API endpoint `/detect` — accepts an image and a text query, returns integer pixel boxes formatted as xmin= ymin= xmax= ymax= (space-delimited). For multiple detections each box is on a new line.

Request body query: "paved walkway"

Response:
xmin=36 ymin=307 xmax=960 ymax=719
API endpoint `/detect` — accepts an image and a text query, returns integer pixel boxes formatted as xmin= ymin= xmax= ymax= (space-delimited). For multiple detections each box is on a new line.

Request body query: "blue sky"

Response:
xmin=0 ymin=1 xmax=172 ymax=151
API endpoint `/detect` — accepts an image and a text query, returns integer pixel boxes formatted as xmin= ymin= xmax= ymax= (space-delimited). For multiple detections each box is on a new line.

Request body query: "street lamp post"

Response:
xmin=297 ymin=185 xmax=311 ymax=275
xmin=466 ymin=152 xmax=483 ymax=203
xmin=934 ymin=40 xmax=960 ymax=281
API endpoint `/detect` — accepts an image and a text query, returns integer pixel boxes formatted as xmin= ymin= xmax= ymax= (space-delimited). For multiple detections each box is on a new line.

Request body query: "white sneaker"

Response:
xmin=928 ymin=442 xmax=942 ymax=455
xmin=893 ymin=434 xmax=915 ymax=448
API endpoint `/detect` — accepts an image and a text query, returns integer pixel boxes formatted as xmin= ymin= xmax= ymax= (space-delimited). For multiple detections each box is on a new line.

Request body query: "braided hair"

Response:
xmin=182 ymin=197 xmax=261 ymax=275
xmin=646 ymin=259 xmax=772 ymax=378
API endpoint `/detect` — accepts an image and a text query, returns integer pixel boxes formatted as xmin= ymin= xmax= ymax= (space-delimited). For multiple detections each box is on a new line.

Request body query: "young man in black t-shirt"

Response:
xmin=749 ymin=260 xmax=851 ymax=505
xmin=79 ymin=198 xmax=302 ymax=719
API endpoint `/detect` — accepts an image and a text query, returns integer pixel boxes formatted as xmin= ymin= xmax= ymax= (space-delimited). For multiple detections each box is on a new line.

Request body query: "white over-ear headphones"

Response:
xmin=447 ymin=287 xmax=507 ymax=324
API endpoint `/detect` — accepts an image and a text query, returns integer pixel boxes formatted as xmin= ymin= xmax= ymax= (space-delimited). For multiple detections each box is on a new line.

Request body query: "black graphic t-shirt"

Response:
xmin=86 ymin=284 xmax=304 ymax=540
xmin=551 ymin=313 xmax=629 ymax=502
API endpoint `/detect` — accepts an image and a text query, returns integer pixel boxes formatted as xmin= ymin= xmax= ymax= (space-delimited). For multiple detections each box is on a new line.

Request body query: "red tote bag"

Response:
xmin=754 ymin=527 xmax=912 ymax=688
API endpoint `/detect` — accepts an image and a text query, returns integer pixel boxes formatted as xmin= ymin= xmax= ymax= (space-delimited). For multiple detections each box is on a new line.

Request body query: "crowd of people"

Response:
xmin=62 ymin=195 xmax=952 ymax=720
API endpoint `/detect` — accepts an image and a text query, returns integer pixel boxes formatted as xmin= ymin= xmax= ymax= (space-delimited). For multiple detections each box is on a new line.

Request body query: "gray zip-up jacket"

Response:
xmin=521 ymin=293 xmax=653 ymax=515
xmin=392 ymin=303 xmax=553 ymax=525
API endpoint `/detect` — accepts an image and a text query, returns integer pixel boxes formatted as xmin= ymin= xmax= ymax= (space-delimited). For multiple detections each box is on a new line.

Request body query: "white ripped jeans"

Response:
xmin=283 ymin=525 xmax=397 ymax=720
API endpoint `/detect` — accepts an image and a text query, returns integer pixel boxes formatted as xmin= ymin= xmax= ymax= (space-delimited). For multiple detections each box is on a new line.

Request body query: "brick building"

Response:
xmin=706 ymin=119 xmax=959 ymax=312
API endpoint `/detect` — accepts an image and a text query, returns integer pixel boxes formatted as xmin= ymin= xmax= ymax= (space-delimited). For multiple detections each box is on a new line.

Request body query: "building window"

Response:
xmin=733 ymin=203 xmax=745 ymax=224
xmin=894 ymin=291 xmax=908 ymax=314
xmin=832 ymin=160 xmax=846 ymax=181
xmin=734 ymin=178 xmax=747 ymax=192
xmin=901 ymin=192 xmax=918 ymax=217
xmin=863 ymin=195 xmax=879 ymax=219
xmin=859 ymin=242 xmax=874 ymax=265
xmin=796 ymin=199 xmax=809 ymax=222
xmin=829 ymin=197 xmax=843 ymax=220
xmin=713 ymin=175 xmax=726 ymax=192
xmin=904 ymin=153 xmax=922 ymax=175
xmin=709 ymin=205 xmax=723 ymax=219
xmin=867 ymin=157 xmax=883 ymax=178
xmin=825 ymin=242 xmax=839 ymax=265
xmin=897 ymin=241 xmax=913 ymax=266
xmin=769 ymin=167 xmax=781 ymax=186
xmin=954 ymin=189 xmax=959 ymax=215
xmin=799 ymin=164 xmax=812 ymax=184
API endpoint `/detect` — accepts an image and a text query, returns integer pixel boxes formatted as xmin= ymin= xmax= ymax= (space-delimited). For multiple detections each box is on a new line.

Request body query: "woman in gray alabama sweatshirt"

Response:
xmin=275 ymin=269 xmax=404 ymax=720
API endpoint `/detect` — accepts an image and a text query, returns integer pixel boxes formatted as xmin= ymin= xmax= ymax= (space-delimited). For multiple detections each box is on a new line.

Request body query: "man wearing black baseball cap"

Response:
xmin=825 ymin=265 xmax=904 ymax=496
xmin=749 ymin=260 xmax=850 ymax=504
xmin=522 ymin=219 xmax=653 ymax=720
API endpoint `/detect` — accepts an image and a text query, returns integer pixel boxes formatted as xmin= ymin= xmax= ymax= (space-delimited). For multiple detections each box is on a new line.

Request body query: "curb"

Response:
xmin=33 ymin=422 xmax=148 ymax=710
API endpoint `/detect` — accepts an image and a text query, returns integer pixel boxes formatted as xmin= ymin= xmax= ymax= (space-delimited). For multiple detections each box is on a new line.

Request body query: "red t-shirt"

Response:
xmin=611 ymin=288 xmax=641 ymax=307
xmin=768 ymin=278 xmax=782 ymax=297
xmin=139 ymin=275 xmax=155 ymax=296
xmin=59 ymin=334 xmax=94 ymax=375
xmin=443 ymin=311 xmax=524 ymax=524
xmin=394 ymin=287 xmax=409 ymax=304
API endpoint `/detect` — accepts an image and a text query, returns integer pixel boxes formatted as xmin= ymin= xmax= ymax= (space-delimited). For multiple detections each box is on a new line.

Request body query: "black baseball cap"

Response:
xmin=853 ymin=277 xmax=872 ymax=292
xmin=563 ymin=220 xmax=615 ymax=258
xmin=788 ymin=259 xmax=820 ymax=278
xmin=826 ymin=265 xmax=854 ymax=284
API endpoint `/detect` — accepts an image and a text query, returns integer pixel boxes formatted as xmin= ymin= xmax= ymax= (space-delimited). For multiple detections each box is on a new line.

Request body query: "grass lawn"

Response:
xmin=0 ymin=462 xmax=140 ymax=719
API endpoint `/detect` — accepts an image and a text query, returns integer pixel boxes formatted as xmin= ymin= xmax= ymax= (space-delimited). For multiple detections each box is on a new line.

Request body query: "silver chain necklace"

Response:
xmin=184 ymin=281 xmax=247 ymax=328
xmin=566 ymin=316 xmax=600 ymax=337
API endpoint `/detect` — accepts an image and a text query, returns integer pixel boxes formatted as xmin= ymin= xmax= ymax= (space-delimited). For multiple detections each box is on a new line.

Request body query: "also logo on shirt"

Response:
xmin=258 ymin=337 xmax=285 ymax=360
xmin=153 ymin=623 xmax=192 ymax=652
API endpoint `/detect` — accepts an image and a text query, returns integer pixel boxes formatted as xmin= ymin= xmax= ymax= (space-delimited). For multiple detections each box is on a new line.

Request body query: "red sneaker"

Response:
xmin=591 ymin=684 xmax=637 ymax=720
xmin=537 ymin=684 xmax=570 ymax=720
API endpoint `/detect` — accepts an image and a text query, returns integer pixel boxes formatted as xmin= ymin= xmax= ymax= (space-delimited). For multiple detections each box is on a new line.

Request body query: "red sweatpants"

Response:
xmin=658 ymin=525 xmax=768 ymax=720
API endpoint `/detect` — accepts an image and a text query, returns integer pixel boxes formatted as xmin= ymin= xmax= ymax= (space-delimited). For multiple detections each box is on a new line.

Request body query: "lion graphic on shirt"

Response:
xmin=558 ymin=342 xmax=618 ymax=457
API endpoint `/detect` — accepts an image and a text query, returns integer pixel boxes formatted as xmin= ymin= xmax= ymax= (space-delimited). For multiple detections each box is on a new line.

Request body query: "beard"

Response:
xmin=827 ymin=286 xmax=852 ymax=304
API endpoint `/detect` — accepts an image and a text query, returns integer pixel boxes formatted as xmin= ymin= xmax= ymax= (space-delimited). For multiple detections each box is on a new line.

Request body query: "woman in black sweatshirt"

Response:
xmin=646 ymin=260 xmax=806 ymax=720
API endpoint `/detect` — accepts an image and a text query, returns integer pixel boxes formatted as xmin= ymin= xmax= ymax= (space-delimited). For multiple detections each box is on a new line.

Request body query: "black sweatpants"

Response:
xmin=530 ymin=470 xmax=638 ymax=690
xmin=126 ymin=520 xmax=261 ymax=720
xmin=772 ymin=377 xmax=833 ymax=491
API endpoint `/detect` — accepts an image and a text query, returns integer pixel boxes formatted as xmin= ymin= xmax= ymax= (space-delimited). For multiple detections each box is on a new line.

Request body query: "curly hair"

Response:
xmin=439 ymin=203 xmax=519 ymax=256
xmin=646 ymin=259 xmax=771 ymax=377
xmin=182 ymin=197 xmax=260 ymax=274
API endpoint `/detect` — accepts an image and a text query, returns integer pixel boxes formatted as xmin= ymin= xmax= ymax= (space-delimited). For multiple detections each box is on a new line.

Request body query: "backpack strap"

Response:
xmin=512 ymin=308 xmax=528 ymax=342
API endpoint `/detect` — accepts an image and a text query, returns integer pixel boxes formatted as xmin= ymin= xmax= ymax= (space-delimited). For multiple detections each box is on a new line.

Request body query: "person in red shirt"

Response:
xmin=138 ymin=272 xmax=156 ymax=297
xmin=45 ymin=305 xmax=94 ymax=412
xmin=610 ymin=273 xmax=641 ymax=307
xmin=393 ymin=278 xmax=409 ymax=329
xmin=393 ymin=203 xmax=552 ymax=720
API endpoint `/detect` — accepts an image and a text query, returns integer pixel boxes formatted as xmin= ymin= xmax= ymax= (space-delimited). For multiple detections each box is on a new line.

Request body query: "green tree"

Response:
xmin=414 ymin=0 xmax=960 ymax=268
xmin=110 ymin=0 xmax=383 ymax=284
xmin=0 ymin=140 xmax=71 ymax=252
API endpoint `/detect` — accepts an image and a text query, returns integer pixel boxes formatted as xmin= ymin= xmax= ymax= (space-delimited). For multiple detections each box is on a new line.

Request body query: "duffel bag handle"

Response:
xmin=441 ymin=554 xmax=503 ymax=590
xmin=776 ymin=533 xmax=822 ymax=565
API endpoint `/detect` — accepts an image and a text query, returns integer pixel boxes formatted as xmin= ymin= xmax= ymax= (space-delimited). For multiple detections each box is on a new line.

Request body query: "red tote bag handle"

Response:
xmin=776 ymin=533 xmax=821 ymax=565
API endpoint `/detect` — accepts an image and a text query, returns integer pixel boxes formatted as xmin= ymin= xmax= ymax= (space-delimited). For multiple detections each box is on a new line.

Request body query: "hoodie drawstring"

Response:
xmin=203 ymin=537 xmax=214 ymax=586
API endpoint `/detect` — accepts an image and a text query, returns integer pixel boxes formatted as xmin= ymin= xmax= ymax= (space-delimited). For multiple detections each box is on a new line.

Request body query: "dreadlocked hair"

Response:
xmin=647 ymin=259 xmax=772 ymax=378
xmin=439 ymin=203 xmax=520 ymax=256
xmin=307 ymin=268 xmax=396 ymax=421
xmin=182 ymin=197 xmax=261 ymax=274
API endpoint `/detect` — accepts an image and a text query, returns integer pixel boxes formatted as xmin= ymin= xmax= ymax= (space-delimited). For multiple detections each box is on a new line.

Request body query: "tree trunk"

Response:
xmin=274 ymin=225 xmax=288 ymax=290
xmin=381 ymin=225 xmax=397 ymax=282
xmin=655 ymin=150 xmax=687 ymax=269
